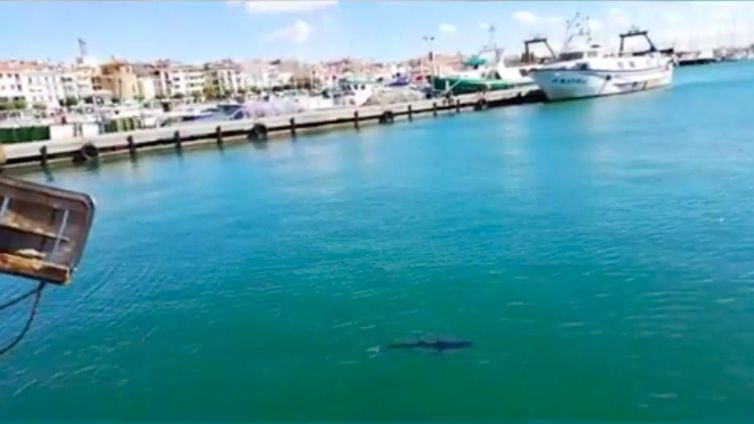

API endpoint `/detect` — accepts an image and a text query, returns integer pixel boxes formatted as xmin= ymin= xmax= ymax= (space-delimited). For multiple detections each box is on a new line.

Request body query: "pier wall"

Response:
xmin=0 ymin=87 xmax=544 ymax=171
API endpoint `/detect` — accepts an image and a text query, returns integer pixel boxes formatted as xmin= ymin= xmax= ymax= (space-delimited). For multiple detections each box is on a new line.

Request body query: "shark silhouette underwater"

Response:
xmin=370 ymin=337 xmax=473 ymax=354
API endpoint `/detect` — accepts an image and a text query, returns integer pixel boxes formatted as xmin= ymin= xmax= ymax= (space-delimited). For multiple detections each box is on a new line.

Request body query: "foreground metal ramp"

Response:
xmin=0 ymin=177 xmax=95 ymax=285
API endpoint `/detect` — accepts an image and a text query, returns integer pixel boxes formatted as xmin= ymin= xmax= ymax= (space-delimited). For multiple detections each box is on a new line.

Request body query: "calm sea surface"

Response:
xmin=2 ymin=62 xmax=754 ymax=422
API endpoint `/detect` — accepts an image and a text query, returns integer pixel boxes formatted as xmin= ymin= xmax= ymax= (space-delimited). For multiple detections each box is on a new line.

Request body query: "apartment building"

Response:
xmin=0 ymin=61 xmax=66 ymax=108
xmin=204 ymin=60 xmax=247 ymax=97
xmin=94 ymin=60 xmax=140 ymax=101
xmin=60 ymin=65 xmax=97 ymax=101
xmin=154 ymin=61 xmax=205 ymax=98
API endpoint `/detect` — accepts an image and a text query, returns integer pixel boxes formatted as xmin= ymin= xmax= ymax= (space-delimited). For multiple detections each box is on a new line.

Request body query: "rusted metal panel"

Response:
xmin=0 ymin=177 xmax=95 ymax=285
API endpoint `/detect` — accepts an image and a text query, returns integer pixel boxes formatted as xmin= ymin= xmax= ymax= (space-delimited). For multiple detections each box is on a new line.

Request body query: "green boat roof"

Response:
xmin=463 ymin=56 xmax=488 ymax=67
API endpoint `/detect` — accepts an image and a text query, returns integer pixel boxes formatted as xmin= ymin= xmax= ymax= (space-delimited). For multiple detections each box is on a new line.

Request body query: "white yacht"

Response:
xmin=531 ymin=17 xmax=674 ymax=101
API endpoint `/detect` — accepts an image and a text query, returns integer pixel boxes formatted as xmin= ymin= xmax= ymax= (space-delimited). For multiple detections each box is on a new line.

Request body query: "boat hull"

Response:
xmin=531 ymin=64 xmax=674 ymax=101
xmin=432 ymin=77 xmax=513 ymax=95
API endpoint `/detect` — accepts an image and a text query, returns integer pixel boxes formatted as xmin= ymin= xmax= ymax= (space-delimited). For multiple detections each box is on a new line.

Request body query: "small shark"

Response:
xmin=385 ymin=338 xmax=473 ymax=352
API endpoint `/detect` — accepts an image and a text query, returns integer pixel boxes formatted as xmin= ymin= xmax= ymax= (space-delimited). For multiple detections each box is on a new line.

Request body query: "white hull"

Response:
xmin=532 ymin=64 xmax=673 ymax=100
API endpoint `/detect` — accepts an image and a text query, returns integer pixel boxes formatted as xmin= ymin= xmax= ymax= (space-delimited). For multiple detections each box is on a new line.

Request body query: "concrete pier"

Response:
xmin=0 ymin=86 xmax=544 ymax=170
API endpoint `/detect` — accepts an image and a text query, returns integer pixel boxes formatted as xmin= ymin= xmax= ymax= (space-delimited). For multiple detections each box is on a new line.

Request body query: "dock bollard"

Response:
xmin=408 ymin=105 xmax=413 ymax=122
xmin=455 ymin=99 xmax=461 ymax=113
xmin=126 ymin=135 xmax=135 ymax=155
xmin=290 ymin=117 xmax=297 ymax=137
xmin=354 ymin=111 xmax=360 ymax=129
xmin=432 ymin=102 xmax=438 ymax=117
xmin=39 ymin=146 xmax=48 ymax=168
xmin=216 ymin=126 xmax=223 ymax=146
xmin=173 ymin=130 xmax=182 ymax=150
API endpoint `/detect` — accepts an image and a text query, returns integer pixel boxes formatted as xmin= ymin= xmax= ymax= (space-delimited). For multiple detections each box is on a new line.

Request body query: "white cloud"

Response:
xmin=439 ymin=23 xmax=456 ymax=34
xmin=479 ymin=22 xmax=491 ymax=30
xmin=513 ymin=10 xmax=540 ymax=25
xmin=239 ymin=1 xmax=337 ymax=14
xmin=263 ymin=19 xmax=313 ymax=43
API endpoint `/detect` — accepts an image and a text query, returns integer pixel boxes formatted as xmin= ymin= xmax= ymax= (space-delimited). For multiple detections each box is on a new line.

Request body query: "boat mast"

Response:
xmin=562 ymin=13 xmax=591 ymax=51
xmin=485 ymin=24 xmax=500 ymax=62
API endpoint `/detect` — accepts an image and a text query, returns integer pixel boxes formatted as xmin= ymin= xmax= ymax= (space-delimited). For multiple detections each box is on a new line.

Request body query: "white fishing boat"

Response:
xmin=531 ymin=16 xmax=674 ymax=101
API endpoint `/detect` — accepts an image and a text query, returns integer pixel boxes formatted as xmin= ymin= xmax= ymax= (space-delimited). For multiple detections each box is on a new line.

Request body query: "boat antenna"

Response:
xmin=487 ymin=24 xmax=497 ymax=51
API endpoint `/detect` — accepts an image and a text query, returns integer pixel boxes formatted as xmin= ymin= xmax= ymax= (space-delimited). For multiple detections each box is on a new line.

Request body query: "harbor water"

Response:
xmin=2 ymin=61 xmax=754 ymax=422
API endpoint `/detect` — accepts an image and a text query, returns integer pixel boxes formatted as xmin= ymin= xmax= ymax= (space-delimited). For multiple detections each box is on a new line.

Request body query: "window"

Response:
xmin=629 ymin=61 xmax=636 ymax=68
xmin=618 ymin=62 xmax=624 ymax=69
xmin=558 ymin=52 xmax=584 ymax=61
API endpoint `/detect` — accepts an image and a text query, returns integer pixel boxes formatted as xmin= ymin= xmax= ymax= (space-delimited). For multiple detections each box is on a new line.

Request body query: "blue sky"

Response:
xmin=1 ymin=1 xmax=752 ymax=63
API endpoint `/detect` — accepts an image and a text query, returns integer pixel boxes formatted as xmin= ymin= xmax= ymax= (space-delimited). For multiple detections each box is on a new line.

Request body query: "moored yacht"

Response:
xmin=530 ymin=16 xmax=674 ymax=101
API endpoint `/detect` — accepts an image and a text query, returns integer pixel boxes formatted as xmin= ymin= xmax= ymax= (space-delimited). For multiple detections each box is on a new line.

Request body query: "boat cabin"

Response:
xmin=618 ymin=28 xmax=673 ymax=57
xmin=522 ymin=36 xmax=557 ymax=64
xmin=557 ymin=45 xmax=603 ymax=62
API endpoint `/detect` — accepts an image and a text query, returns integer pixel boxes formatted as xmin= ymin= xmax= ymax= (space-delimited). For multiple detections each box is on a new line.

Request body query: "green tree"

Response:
xmin=203 ymin=85 xmax=218 ymax=100
xmin=32 ymin=102 xmax=46 ymax=111
xmin=172 ymin=93 xmax=185 ymax=100
xmin=11 ymin=99 xmax=27 ymax=110
xmin=135 ymin=95 xmax=145 ymax=103
xmin=61 ymin=96 xmax=78 ymax=108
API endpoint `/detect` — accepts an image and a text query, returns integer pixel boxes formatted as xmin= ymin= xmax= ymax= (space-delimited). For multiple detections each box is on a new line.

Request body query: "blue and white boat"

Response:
xmin=531 ymin=16 xmax=674 ymax=101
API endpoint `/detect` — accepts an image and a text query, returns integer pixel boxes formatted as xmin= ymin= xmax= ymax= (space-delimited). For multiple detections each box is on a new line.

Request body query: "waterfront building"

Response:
xmin=0 ymin=60 xmax=66 ymax=109
xmin=94 ymin=59 xmax=140 ymax=101
xmin=204 ymin=60 xmax=247 ymax=98
xmin=153 ymin=60 xmax=206 ymax=99
xmin=60 ymin=65 xmax=97 ymax=101
xmin=241 ymin=59 xmax=278 ymax=90
xmin=136 ymin=75 xmax=156 ymax=101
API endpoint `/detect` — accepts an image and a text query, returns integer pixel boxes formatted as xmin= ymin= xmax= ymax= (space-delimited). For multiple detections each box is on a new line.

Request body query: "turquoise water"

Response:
xmin=2 ymin=62 xmax=754 ymax=422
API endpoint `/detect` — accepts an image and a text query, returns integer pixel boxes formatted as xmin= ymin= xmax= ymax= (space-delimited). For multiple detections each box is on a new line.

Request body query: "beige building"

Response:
xmin=94 ymin=60 xmax=139 ymax=101
xmin=204 ymin=60 xmax=247 ymax=97
xmin=137 ymin=76 xmax=156 ymax=100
